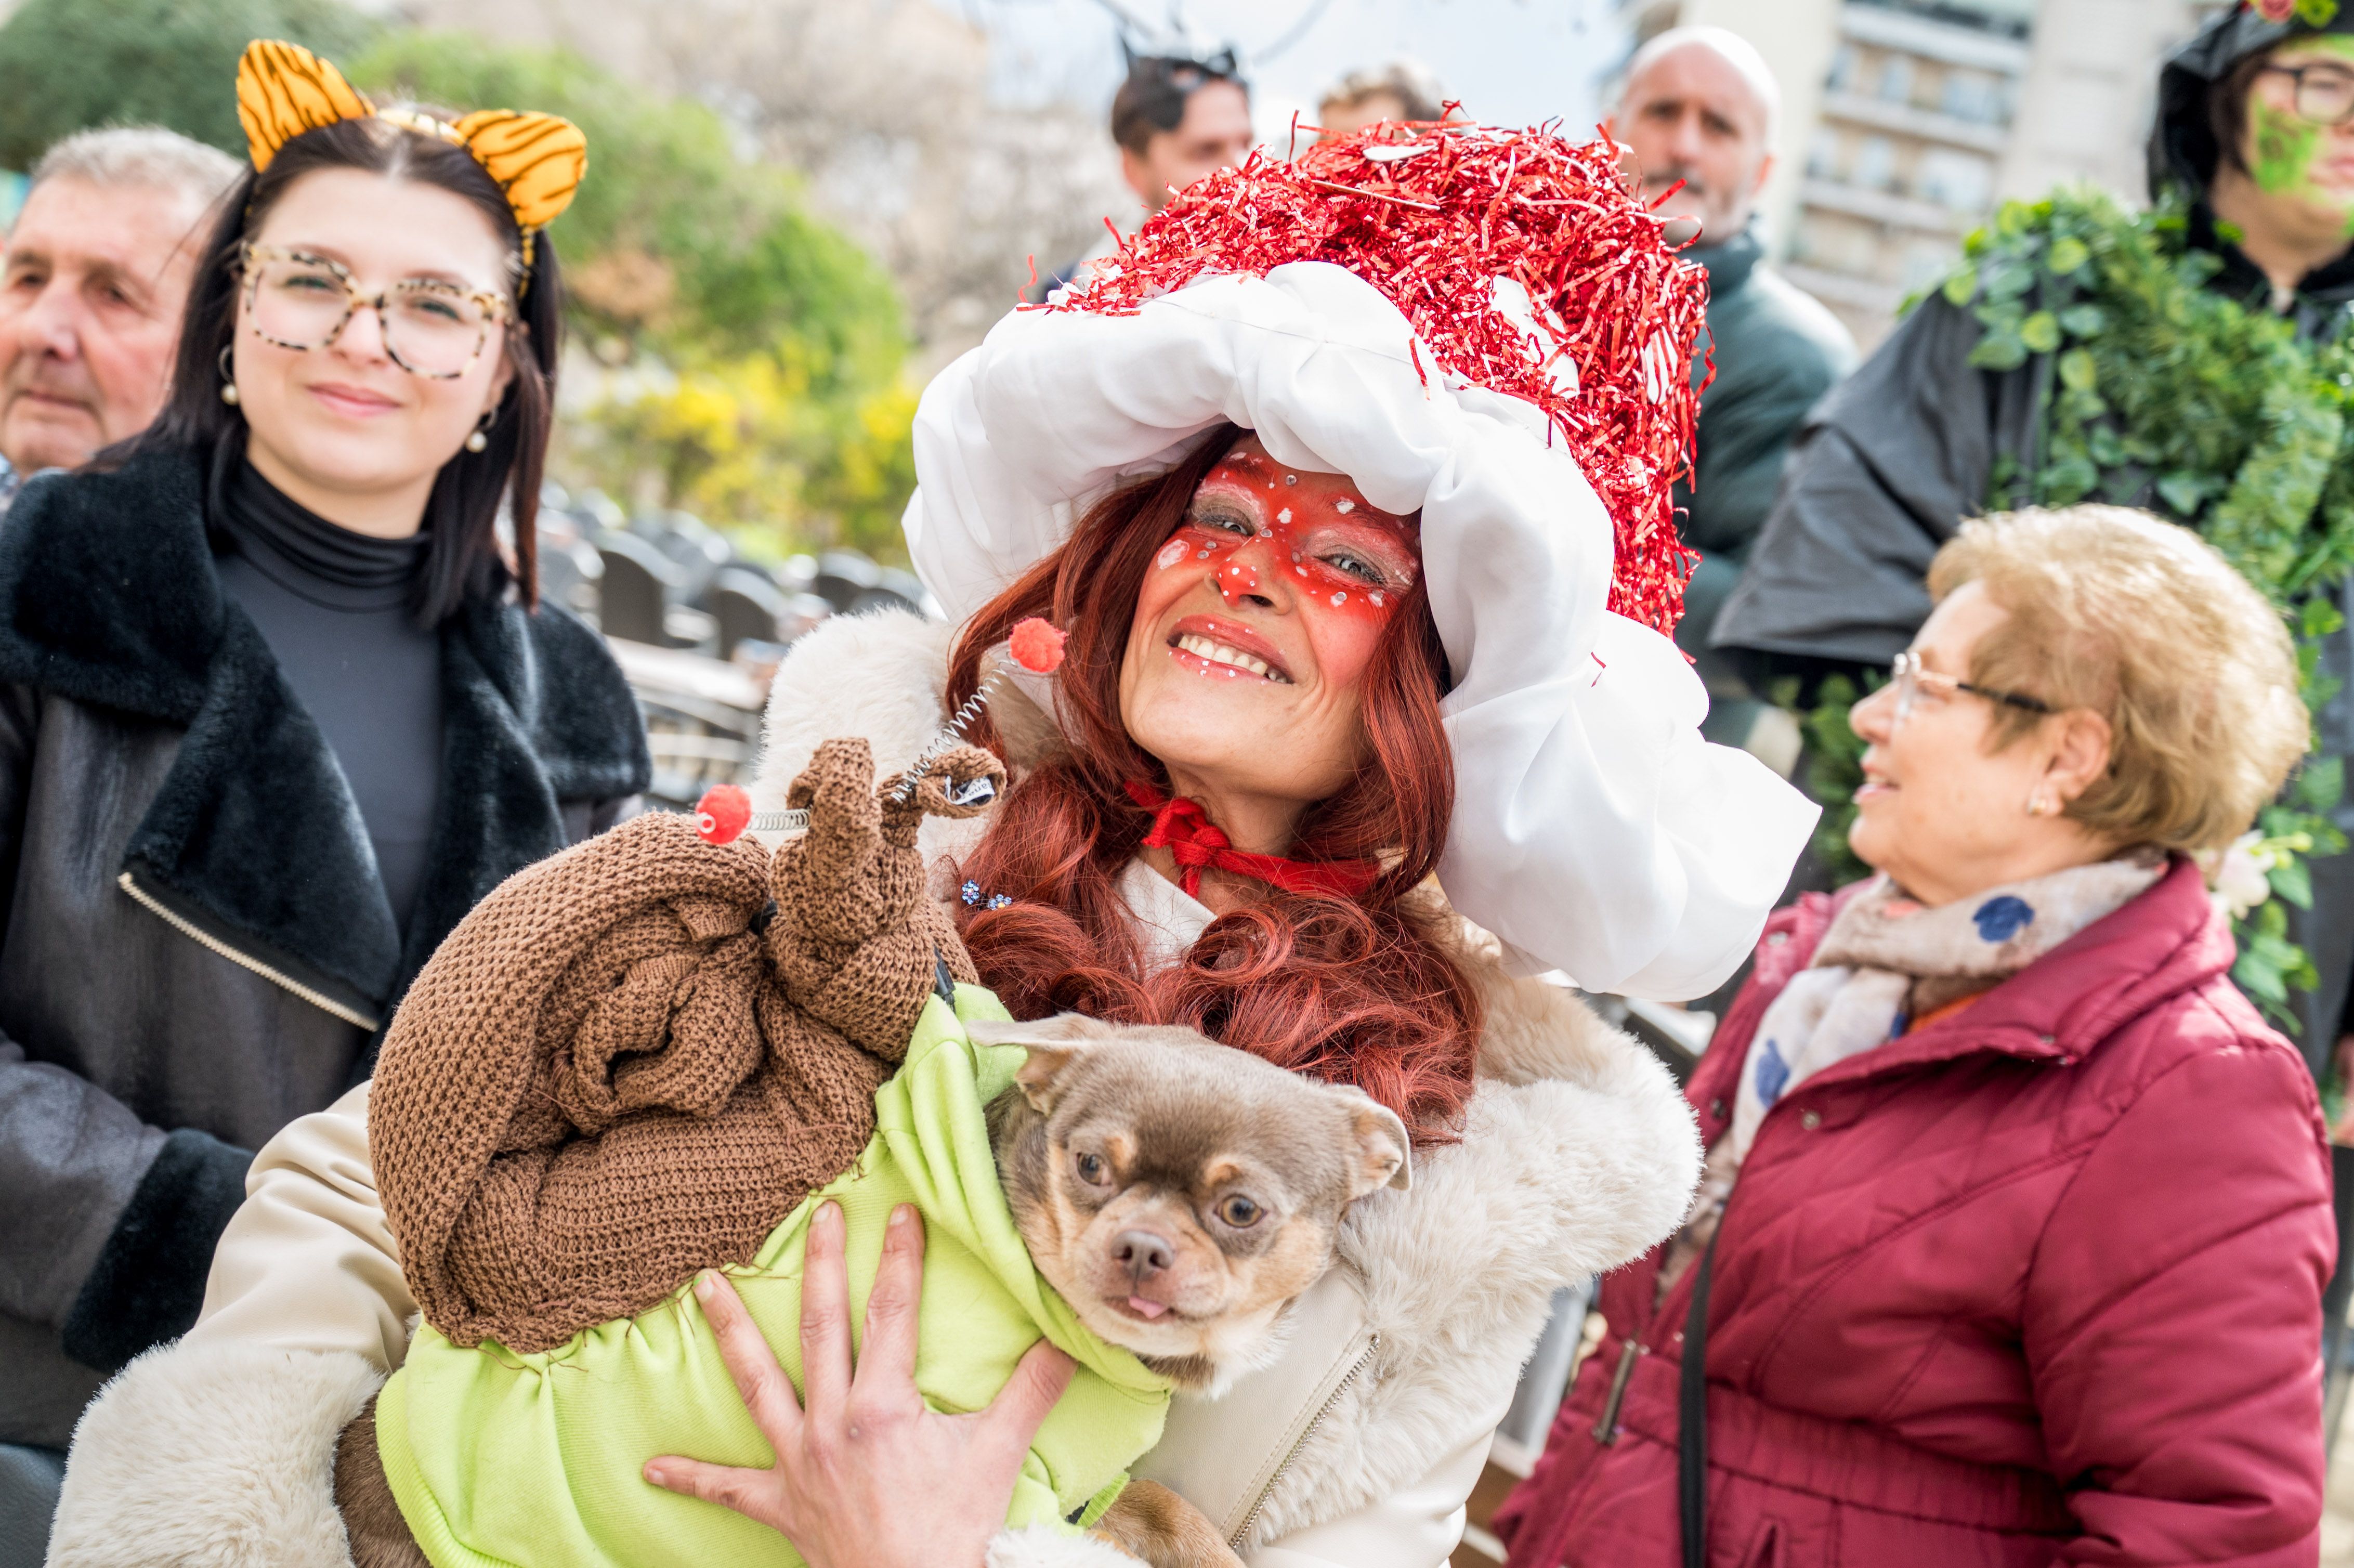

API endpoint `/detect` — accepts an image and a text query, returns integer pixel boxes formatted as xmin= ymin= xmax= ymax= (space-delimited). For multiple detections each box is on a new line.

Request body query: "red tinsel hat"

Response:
xmin=1038 ymin=119 xmax=1711 ymax=635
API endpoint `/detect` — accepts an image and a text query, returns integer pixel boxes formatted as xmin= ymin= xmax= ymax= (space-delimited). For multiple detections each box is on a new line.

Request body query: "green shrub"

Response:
xmin=0 ymin=0 xmax=374 ymax=168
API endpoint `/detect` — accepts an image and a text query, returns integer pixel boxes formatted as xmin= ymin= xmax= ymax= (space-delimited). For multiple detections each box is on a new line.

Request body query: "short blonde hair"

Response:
xmin=1928 ymin=506 xmax=2308 ymax=855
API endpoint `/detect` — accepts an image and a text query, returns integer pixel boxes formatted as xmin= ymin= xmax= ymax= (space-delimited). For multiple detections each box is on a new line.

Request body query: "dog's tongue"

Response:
xmin=1127 ymin=1296 xmax=1170 ymax=1319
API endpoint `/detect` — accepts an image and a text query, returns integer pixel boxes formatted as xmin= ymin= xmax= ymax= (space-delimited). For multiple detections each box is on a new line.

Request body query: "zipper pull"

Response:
xmin=1590 ymin=1338 xmax=1643 ymax=1446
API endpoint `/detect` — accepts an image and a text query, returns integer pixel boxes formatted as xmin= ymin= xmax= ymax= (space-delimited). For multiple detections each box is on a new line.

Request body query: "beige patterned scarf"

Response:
xmin=1660 ymin=850 xmax=2165 ymax=1297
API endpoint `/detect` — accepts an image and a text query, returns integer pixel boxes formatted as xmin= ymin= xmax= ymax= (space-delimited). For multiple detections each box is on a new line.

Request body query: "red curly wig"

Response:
xmin=946 ymin=425 xmax=1482 ymax=1143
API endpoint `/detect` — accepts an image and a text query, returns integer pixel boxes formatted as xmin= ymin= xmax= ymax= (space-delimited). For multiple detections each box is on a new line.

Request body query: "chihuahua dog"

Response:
xmin=977 ymin=1011 xmax=1410 ymax=1566
xmin=339 ymin=1012 xmax=1408 ymax=1568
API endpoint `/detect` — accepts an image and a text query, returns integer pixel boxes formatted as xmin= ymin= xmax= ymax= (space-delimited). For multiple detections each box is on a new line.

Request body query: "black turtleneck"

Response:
xmin=212 ymin=461 xmax=443 ymax=931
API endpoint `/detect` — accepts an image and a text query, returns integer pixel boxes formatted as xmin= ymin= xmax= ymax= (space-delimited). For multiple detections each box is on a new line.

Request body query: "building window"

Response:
xmin=1917 ymin=148 xmax=1992 ymax=211
xmin=1940 ymin=68 xmax=2006 ymax=125
xmin=1827 ymin=42 xmax=1860 ymax=93
xmin=1808 ymin=126 xmax=1842 ymax=180
xmin=1878 ymin=53 xmax=1916 ymax=108
xmin=1853 ymin=134 xmax=1898 ymax=191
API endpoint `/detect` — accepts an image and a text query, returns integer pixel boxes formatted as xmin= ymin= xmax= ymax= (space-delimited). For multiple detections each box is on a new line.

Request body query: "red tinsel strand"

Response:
xmin=1033 ymin=122 xmax=1707 ymax=634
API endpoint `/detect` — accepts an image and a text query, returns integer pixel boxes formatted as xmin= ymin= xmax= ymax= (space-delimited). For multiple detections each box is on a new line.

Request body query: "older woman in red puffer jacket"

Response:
xmin=1496 ymin=505 xmax=2335 ymax=1568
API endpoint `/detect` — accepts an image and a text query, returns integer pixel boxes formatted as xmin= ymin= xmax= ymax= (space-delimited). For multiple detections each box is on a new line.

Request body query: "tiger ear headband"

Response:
xmin=234 ymin=39 xmax=586 ymax=275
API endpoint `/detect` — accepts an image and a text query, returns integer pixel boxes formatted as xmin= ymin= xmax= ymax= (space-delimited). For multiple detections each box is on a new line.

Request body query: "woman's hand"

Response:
xmin=643 ymin=1202 xmax=1076 ymax=1568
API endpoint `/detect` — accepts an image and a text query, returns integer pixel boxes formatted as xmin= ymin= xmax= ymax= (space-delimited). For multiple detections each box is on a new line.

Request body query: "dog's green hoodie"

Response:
xmin=374 ymin=984 xmax=1171 ymax=1568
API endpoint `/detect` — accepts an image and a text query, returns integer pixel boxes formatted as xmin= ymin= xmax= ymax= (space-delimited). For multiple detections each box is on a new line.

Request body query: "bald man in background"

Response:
xmin=0 ymin=127 xmax=237 ymax=514
xmin=1613 ymin=28 xmax=1854 ymax=766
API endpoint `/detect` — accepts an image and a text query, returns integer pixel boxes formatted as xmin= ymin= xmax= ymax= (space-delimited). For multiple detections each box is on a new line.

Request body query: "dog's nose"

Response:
xmin=1114 ymin=1229 xmax=1175 ymax=1285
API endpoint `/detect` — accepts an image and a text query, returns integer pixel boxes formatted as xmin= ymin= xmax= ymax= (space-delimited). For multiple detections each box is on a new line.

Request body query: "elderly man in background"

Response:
xmin=1615 ymin=27 xmax=1855 ymax=767
xmin=0 ymin=121 xmax=234 ymax=1568
xmin=1317 ymin=59 xmax=1454 ymax=139
xmin=0 ymin=127 xmax=236 ymax=513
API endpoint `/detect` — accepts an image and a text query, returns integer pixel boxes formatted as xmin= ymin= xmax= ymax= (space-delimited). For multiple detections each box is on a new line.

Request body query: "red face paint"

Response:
xmin=1134 ymin=435 xmax=1421 ymax=699
xmin=1158 ymin=443 xmax=1418 ymax=620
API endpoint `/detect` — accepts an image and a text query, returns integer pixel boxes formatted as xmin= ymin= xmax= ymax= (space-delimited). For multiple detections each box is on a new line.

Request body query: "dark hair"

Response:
xmin=116 ymin=113 xmax=559 ymax=623
xmin=2207 ymin=51 xmax=2274 ymax=181
xmin=1110 ymin=52 xmax=1248 ymax=158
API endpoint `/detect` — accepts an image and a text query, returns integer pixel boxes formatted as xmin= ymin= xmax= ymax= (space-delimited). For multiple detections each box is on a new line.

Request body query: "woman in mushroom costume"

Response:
xmin=49 ymin=126 xmax=1816 ymax=1566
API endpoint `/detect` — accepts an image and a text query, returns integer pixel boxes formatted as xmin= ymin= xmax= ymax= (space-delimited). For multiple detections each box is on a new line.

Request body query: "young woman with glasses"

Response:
xmin=0 ymin=49 xmax=647 ymax=1547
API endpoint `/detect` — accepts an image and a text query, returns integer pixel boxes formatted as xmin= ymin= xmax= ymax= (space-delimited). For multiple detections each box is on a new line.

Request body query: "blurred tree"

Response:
xmin=0 ymin=0 xmax=375 ymax=169
xmin=568 ymin=354 xmax=917 ymax=561
xmin=350 ymin=34 xmax=906 ymax=391
xmin=395 ymin=0 xmax=1132 ymax=364
xmin=349 ymin=33 xmax=919 ymax=556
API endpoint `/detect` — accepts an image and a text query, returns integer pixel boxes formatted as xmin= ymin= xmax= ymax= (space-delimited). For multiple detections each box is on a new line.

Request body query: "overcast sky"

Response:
xmin=971 ymin=0 xmax=1627 ymax=152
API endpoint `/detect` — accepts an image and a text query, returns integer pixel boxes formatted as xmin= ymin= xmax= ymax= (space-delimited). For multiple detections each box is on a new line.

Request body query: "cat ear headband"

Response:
xmin=234 ymin=39 xmax=586 ymax=272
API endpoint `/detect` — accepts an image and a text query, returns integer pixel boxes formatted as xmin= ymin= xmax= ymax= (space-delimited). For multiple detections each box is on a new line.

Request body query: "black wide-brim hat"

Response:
xmin=2152 ymin=2 xmax=2354 ymax=197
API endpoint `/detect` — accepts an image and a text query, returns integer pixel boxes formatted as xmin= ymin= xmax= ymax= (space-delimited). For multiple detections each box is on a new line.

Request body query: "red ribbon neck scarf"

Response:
xmin=1122 ymin=780 xmax=1381 ymax=901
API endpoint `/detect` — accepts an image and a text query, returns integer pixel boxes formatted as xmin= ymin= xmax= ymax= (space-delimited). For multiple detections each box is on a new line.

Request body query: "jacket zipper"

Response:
xmin=1590 ymin=1337 xmax=1644 ymax=1445
xmin=1228 ymin=1331 xmax=1381 ymax=1552
xmin=116 ymin=869 xmax=379 ymax=1029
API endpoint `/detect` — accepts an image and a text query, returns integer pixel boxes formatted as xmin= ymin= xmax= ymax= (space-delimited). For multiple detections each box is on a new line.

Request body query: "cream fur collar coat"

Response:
xmin=44 ymin=611 xmax=1701 ymax=1568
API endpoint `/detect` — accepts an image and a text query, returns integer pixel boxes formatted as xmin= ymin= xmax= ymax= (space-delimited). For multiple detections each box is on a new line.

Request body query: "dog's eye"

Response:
xmin=1217 ymin=1195 xmax=1262 ymax=1227
xmin=1074 ymin=1151 xmax=1109 ymax=1185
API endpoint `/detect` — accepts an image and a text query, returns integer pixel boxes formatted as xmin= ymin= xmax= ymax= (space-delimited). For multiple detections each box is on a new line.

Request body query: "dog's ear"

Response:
xmin=1328 ymin=1087 xmax=1413 ymax=1198
xmin=965 ymin=1013 xmax=1111 ymax=1113
xmin=1012 ymin=1042 xmax=1087 ymax=1114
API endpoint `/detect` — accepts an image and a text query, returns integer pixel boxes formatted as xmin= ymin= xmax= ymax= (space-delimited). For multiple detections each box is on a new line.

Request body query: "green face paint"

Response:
xmin=2253 ymin=96 xmax=2324 ymax=191
xmin=2247 ymin=36 xmax=2354 ymax=234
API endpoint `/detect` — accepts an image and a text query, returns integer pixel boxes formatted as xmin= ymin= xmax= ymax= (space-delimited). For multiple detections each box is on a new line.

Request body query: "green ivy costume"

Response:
xmin=1712 ymin=3 xmax=2354 ymax=1061
xmin=373 ymin=984 xmax=1170 ymax=1568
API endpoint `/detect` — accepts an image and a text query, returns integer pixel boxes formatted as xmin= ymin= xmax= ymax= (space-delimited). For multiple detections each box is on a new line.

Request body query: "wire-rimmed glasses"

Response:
xmin=238 ymin=243 xmax=511 ymax=380
xmin=2259 ymin=60 xmax=2354 ymax=128
xmin=1888 ymin=650 xmax=2053 ymax=727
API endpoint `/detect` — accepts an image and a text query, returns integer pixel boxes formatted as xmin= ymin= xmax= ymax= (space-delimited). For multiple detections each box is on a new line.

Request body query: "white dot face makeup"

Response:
xmin=1117 ymin=433 xmax=1429 ymax=811
xmin=1169 ymin=441 xmax=1419 ymax=638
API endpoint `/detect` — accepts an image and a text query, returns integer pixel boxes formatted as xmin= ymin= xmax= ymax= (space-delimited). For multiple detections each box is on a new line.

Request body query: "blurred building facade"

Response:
xmin=1621 ymin=0 xmax=2226 ymax=347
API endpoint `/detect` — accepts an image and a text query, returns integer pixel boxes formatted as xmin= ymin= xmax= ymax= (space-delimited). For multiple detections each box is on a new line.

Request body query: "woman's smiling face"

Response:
xmin=1118 ymin=434 xmax=1421 ymax=810
xmin=233 ymin=167 xmax=515 ymax=529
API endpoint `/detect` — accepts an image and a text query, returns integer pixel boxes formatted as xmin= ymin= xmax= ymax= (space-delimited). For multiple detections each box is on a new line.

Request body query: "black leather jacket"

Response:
xmin=0 ymin=449 xmax=649 ymax=1445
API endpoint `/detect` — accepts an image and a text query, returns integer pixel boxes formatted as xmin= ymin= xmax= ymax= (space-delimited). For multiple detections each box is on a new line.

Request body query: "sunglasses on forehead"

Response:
xmin=1121 ymin=42 xmax=1241 ymax=82
xmin=1120 ymin=46 xmax=1245 ymax=131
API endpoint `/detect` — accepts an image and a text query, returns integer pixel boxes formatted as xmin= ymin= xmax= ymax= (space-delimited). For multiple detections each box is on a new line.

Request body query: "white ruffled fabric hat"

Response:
xmin=902 ymin=131 xmax=1820 ymax=1000
xmin=905 ymin=259 xmax=1814 ymax=999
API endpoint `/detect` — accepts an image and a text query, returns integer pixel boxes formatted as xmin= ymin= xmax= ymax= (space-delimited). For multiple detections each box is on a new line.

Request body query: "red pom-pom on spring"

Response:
xmin=1008 ymin=616 xmax=1067 ymax=674
xmin=695 ymin=783 xmax=752 ymax=845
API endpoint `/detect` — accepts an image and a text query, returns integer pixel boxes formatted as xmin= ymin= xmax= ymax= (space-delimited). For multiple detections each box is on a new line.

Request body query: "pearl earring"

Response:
xmin=217 ymin=346 xmax=238 ymax=406
xmin=464 ymin=428 xmax=488 ymax=453
xmin=2026 ymin=790 xmax=2055 ymax=817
